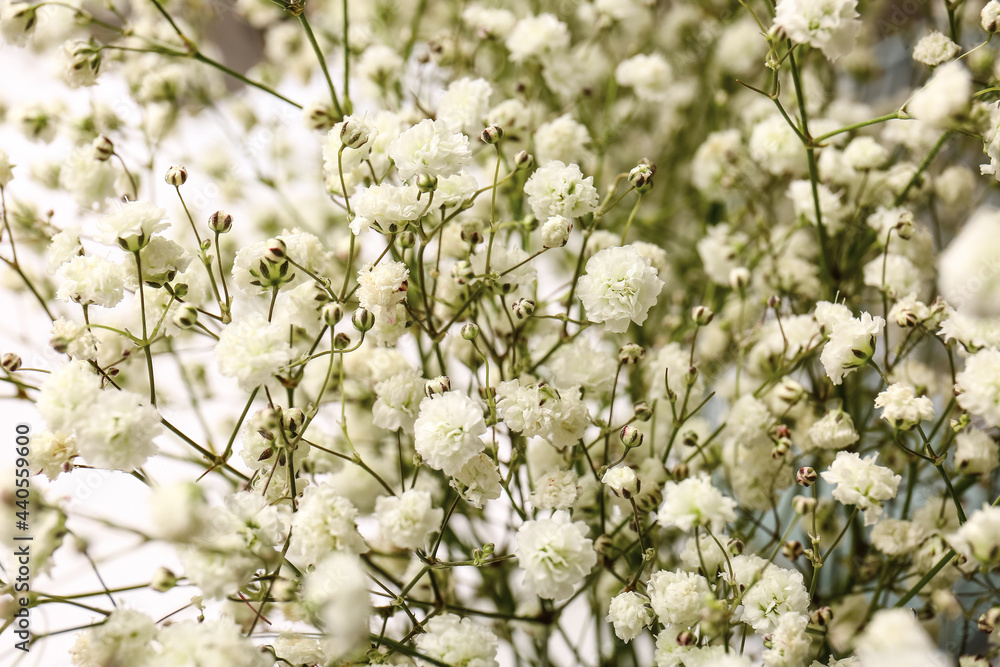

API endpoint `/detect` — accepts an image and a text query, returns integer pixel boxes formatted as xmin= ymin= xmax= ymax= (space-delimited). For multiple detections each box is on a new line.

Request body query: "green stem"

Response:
xmin=298 ymin=12 xmax=343 ymax=117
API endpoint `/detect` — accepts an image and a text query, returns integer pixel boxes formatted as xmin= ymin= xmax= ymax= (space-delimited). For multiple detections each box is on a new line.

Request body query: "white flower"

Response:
xmin=300 ymin=552 xmax=370 ymax=660
xmin=678 ymin=531 xmax=732 ymax=577
xmin=515 ymin=510 xmax=596 ymax=599
xmin=350 ymin=182 xmax=424 ymax=235
xmin=451 ymin=452 xmax=503 ymax=508
xmin=506 ymin=13 xmax=569 ymax=61
xmin=615 ymin=53 xmax=673 ymax=102
xmin=56 ymin=255 xmax=126 ymax=308
xmin=373 ymin=369 xmax=424 ymax=432
xmin=821 ymin=451 xmax=901 ymax=525
xmin=0 ymin=2 xmax=36 ymax=46
xmin=697 ymin=223 xmax=748 ymax=284
xmin=774 ymin=0 xmax=861 ymax=60
xmin=33 ymin=430 xmax=77 ymax=479
xmin=814 ymin=300 xmax=853 ymax=332
xmin=862 ymin=254 xmax=922 ymax=298
xmin=75 ymin=389 xmax=160 ymax=472
xmin=603 ymin=466 xmax=639 ymax=498
xmin=413 ymin=391 xmax=487 ymax=476
xmin=290 ymin=482 xmax=367 ymax=564
xmin=954 ymin=428 xmax=999 ymax=476
xmin=496 ymin=380 xmax=589 ymax=449
xmin=96 ymin=201 xmax=169 ymax=251
xmin=871 ymin=518 xmax=925 ymax=556
xmin=535 ymin=114 xmax=591 ymax=166
xmin=523 ymin=160 xmax=599 ymax=220
xmin=606 ymin=590 xmax=654 ymax=642
xmin=658 ymin=472 xmax=737 ymax=532
xmin=415 ymin=613 xmax=499 ymax=667
xmin=62 ymin=40 xmax=101 ymax=87
xmin=949 ymin=505 xmax=1000 ymax=569
xmin=788 ymin=179 xmax=846 ymax=232
xmin=375 ymin=489 xmax=443 ymax=550
xmin=357 ymin=260 xmax=408 ymax=311
xmin=806 ymin=409 xmax=859 ymax=450
xmin=540 ymin=215 xmax=573 ymax=248
xmin=356 ymin=43 xmax=404 ymax=93
xmin=749 ymin=115 xmax=808 ymax=176
xmin=36 ymin=360 xmax=100 ymax=432
xmin=151 ymin=619 xmax=271 ymax=667
xmin=843 ymin=136 xmax=889 ymax=170
xmin=956 ymin=349 xmax=1000 ymax=426
xmin=542 ymin=338 xmax=617 ymax=395
xmin=647 ymin=569 xmax=713 ymax=628
xmin=462 ymin=4 xmax=517 ymax=39
xmin=388 ymin=118 xmax=471 ymax=181
xmin=738 ymin=564 xmax=810 ymax=633
xmin=912 ymin=31 xmax=960 ymax=66
xmin=820 ymin=312 xmax=884 ymax=385
xmin=762 ymin=613 xmax=811 ymax=667
xmin=984 ymin=0 xmax=1000 ymax=32
xmin=150 ymin=482 xmax=207 ymax=542
xmin=71 ymin=608 xmax=157 ymax=666
xmin=908 ymin=60 xmax=971 ymax=127
xmin=529 ymin=469 xmax=579 ymax=510
xmin=215 ymin=313 xmax=292 ymax=391
xmin=856 ymin=609 xmax=950 ymax=666
xmin=437 ymin=77 xmax=493 ymax=134
xmin=874 ymin=383 xmax=934 ymax=431
xmin=577 ymin=245 xmax=664 ymax=333
xmin=938 ymin=207 xmax=1000 ymax=316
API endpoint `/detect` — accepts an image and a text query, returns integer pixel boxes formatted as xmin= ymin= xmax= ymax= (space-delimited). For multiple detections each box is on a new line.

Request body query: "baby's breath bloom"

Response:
xmin=515 ymin=510 xmax=597 ymax=599
xmin=773 ymin=0 xmax=861 ymax=61
xmin=96 ymin=201 xmax=169 ymax=251
xmin=874 ymin=383 xmax=934 ymax=431
xmin=606 ymin=590 xmax=654 ymax=641
xmin=388 ymin=118 xmax=471 ymax=181
xmin=215 ymin=313 xmax=292 ymax=391
xmin=415 ymin=614 xmax=499 ymax=667
xmin=658 ymin=472 xmax=737 ymax=533
xmin=821 ymin=451 xmax=901 ymax=525
xmin=955 ymin=429 xmax=999 ymax=476
xmin=375 ymin=488 xmax=443 ymax=551
xmin=413 ymin=391 xmax=487 ymax=476
xmin=577 ymin=245 xmax=664 ymax=333
xmin=506 ymin=13 xmax=569 ymax=62
xmin=949 ymin=505 xmax=1000 ymax=569
xmin=647 ymin=569 xmax=713 ymax=628
xmin=55 ymin=256 xmax=126 ymax=308
xmin=912 ymin=31 xmax=960 ymax=66
xmin=70 ymin=608 xmax=157 ymax=666
xmin=820 ymin=312 xmax=884 ymax=385
xmin=956 ymin=349 xmax=1000 ymax=426
xmin=290 ymin=482 xmax=367 ymax=564
xmin=523 ymin=160 xmax=599 ymax=220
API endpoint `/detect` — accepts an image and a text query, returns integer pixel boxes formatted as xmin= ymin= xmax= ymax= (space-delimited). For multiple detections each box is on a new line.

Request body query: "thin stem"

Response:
xmin=133 ymin=251 xmax=156 ymax=405
xmin=298 ymin=12 xmax=343 ymax=117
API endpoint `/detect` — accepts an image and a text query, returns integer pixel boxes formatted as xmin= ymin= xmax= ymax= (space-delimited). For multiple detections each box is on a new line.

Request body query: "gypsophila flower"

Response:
xmin=462 ymin=4 xmax=516 ymax=39
xmin=578 ymin=245 xmax=664 ymax=333
xmin=372 ymin=368 xmax=424 ymax=432
xmin=773 ymin=0 xmax=861 ymax=61
xmin=451 ymin=452 xmax=503 ymax=508
xmin=300 ymin=552 xmax=370 ymax=659
xmin=33 ymin=430 xmax=77 ymax=479
xmin=389 ymin=118 xmax=471 ymax=181
xmin=515 ymin=510 xmax=597 ymax=599
xmin=506 ymin=13 xmax=569 ymax=61
xmin=762 ymin=613 xmax=811 ymax=667
xmin=215 ymin=312 xmax=292 ymax=391
xmin=357 ymin=260 xmax=408 ymax=311
xmin=0 ymin=149 xmax=14 ymax=186
xmin=415 ymin=614 xmax=499 ymax=667
xmin=437 ymin=77 xmax=493 ymax=134
xmin=658 ymin=472 xmax=737 ymax=533
xmin=375 ymin=488 xmax=443 ymax=550
xmin=75 ymin=389 xmax=160 ymax=472
xmin=909 ymin=60 xmax=971 ymax=127
xmin=821 ymin=451 xmax=901 ymax=525
xmin=871 ymin=518 xmax=925 ymax=556
xmin=496 ymin=380 xmax=589 ymax=449
xmin=737 ymin=562 xmax=810 ymax=633
xmin=949 ymin=505 xmax=1000 ymax=569
xmin=912 ymin=31 xmax=960 ymax=66
xmin=535 ymin=114 xmax=591 ymax=166
xmin=647 ymin=569 xmax=713 ymax=628
xmin=855 ymin=609 xmax=950 ymax=666
xmin=956 ymin=349 xmax=1000 ymax=426
xmin=955 ymin=428 xmax=999 ymax=476
xmin=984 ymin=0 xmax=1000 ymax=32
xmin=615 ymin=53 xmax=673 ymax=102
xmin=523 ymin=160 xmax=599 ymax=220
xmin=70 ymin=608 xmax=157 ymax=666
xmin=151 ymin=619 xmax=272 ymax=667
xmin=55 ymin=255 xmax=126 ymax=308
xmin=874 ymin=383 xmax=934 ymax=431
xmin=96 ymin=200 xmax=169 ymax=251
xmin=350 ymin=182 xmax=424 ymax=235
xmin=820 ymin=312 xmax=884 ymax=385
xmin=413 ymin=391 xmax=487 ymax=476
xmin=806 ymin=409 xmax=860 ymax=450
xmin=290 ymin=482 xmax=367 ymax=563
xmin=606 ymin=590 xmax=654 ymax=642
xmin=529 ymin=469 xmax=579 ymax=510
xmin=603 ymin=466 xmax=639 ymax=497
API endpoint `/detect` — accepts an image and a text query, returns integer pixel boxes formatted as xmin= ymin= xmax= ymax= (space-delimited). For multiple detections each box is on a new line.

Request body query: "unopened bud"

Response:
xmin=618 ymin=343 xmax=646 ymax=365
xmin=979 ymin=607 xmax=1000 ymax=633
xmin=671 ymin=462 xmax=689 ymax=480
xmin=515 ymin=150 xmax=533 ymax=170
xmin=322 ymin=302 xmax=344 ymax=326
xmin=811 ymin=607 xmax=833 ymax=627
xmin=633 ymin=401 xmax=653 ymax=422
xmin=164 ymin=165 xmax=188 ymax=187
xmin=304 ymin=101 xmax=336 ymax=131
xmin=692 ymin=305 xmax=714 ymax=326
xmin=540 ymin=215 xmax=572 ymax=248
xmin=452 ymin=260 xmax=475 ymax=284
xmin=512 ymin=298 xmax=535 ymax=319
xmin=425 ymin=376 xmax=451 ymax=397
xmin=283 ymin=407 xmax=305 ymax=435
xmin=92 ymin=135 xmax=114 ymax=161
xmin=685 ymin=365 xmax=699 ymax=387
xmin=728 ymin=538 xmax=745 ymax=555
xmin=397 ymin=230 xmax=416 ymax=248
xmin=620 ymin=425 xmax=643 ymax=448
xmin=676 ymin=631 xmax=696 ymax=647
xmin=340 ymin=117 xmax=371 ymax=149
xmin=1 ymin=353 xmax=21 ymax=373
xmin=172 ymin=304 xmax=198 ymax=330
xmin=352 ymin=307 xmax=375 ymax=332
xmin=481 ymin=123 xmax=504 ymax=144
xmin=767 ymin=294 xmax=782 ymax=309
xmin=793 ymin=495 xmax=816 ymax=515
xmin=208 ymin=210 xmax=233 ymax=234
xmin=417 ymin=173 xmax=438 ymax=193
xmin=264 ymin=238 xmax=287 ymax=263
xmin=151 ymin=567 xmax=178 ymax=592
xmin=729 ymin=267 xmax=751 ymax=290
xmin=334 ymin=332 xmax=352 ymax=349
xmin=460 ymin=224 xmax=483 ymax=245
xmin=895 ymin=210 xmax=915 ymax=240
xmin=782 ymin=540 xmax=805 ymax=560
xmin=461 ymin=323 xmax=480 ymax=340
xmin=628 ymin=159 xmax=655 ymax=192
xmin=796 ymin=466 xmax=818 ymax=487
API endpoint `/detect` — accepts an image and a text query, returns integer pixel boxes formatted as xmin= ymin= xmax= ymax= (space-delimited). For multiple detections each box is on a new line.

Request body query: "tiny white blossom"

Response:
xmin=523 ymin=160 xmax=599 ymax=220
xmin=413 ymin=391 xmax=487 ymax=476
xmin=606 ymin=590 xmax=654 ymax=642
xmin=647 ymin=569 xmax=713 ymax=628
xmin=820 ymin=312 xmax=884 ymax=385
xmin=388 ymin=118 xmax=471 ymax=181
xmin=577 ymin=245 xmax=664 ymax=333
xmin=912 ymin=31 xmax=960 ymax=66
xmin=773 ymin=0 xmax=861 ymax=60
xmin=515 ymin=510 xmax=597 ymax=599
xmin=821 ymin=451 xmax=901 ymax=525
xmin=658 ymin=472 xmax=737 ymax=533
xmin=874 ymin=383 xmax=934 ymax=431
xmin=415 ymin=614 xmax=499 ymax=667
xmin=956 ymin=349 xmax=1000 ymax=427
xmin=375 ymin=489 xmax=443 ymax=551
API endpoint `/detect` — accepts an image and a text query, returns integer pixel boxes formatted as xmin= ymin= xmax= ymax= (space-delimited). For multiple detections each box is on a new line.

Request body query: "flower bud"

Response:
xmin=397 ymin=230 xmax=416 ymax=248
xmin=796 ymin=466 xmax=818 ymax=487
xmin=979 ymin=607 xmax=1000 ymax=633
xmin=92 ymin=135 xmax=114 ymax=162
xmin=481 ymin=123 xmax=504 ymax=144
xmin=983 ymin=1 xmax=1000 ymax=33
xmin=691 ymin=305 xmax=714 ymax=326
xmin=685 ymin=365 xmax=699 ymax=387
xmin=264 ymin=238 xmax=287 ymax=263
xmin=1 ymin=353 xmax=21 ymax=373
xmin=895 ymin=209 xmax=915 ymax=240
xmin=425 ymin=376 xmax=451 ymax=397
xmin=602 ymin=466 xmax=639 ymax=498
xmin=164 ymin=165 xmax=188 ymax=187
xmin=151 ymin=567 xmax=178 ymax=592
xmin=352 ymin=307 xmax=375 ymax=332
xmin=728 ymin=538 xmax=745 ymax=555
xmin=628 ymin=159 xmax=655 ymax=192
xmin=172 ymin=304 xmax=198 ymax=330
xmin=633 ymin=401 xmax=653 ymax=422
xmin=792 ymin=495 xmax=816 ymax=515
xmin=515 ymin=150 xmax=533 ymax=170
xmin=417 ymin=173 xmax=438 ymax=193
xmin=303 ymin=101 xmax=336 ymax=131
xmin=461 ymin=322 xmax=480 ymax=340
xmin=340 ymin=117 xmax=371 ymax=149
xmin=334 ymin=332 xmax=352 ymax=349
xmin=208 ymin=210 xmax=233 ymax=234
xmin=676 ymin=631 xmax=696 ymax=647
xmin=810 ymin=607 xmax=833 ymax=627
xmin=512 ymin=298 xmax=535 ymax=320
xmin=729 ymin=267 xmax=751 ymax=290
xmin=322 ymin=302 xmax=344 ymax=327
xmin=620 ymin=425 xmax=643 ymax=448
xmin=782 ymin=540 xmax=805 ymax=560
xmin=767 ymin=294 xmax=782 ymax=309
xmin=776 ymin=377 xmax=806 ymax=405
xmin=540 ymin=215 xmax=572 ymax=248
xmin=460 ymin=224 xmax=483 ymax=245
xmin=452 ymin=260 xmax=475 ymax=284
xmin=618 ymin=343 xmax=645 ymax=365
xmin=282 ymin=407 xmax=305 ymax=435
xmin=671 ymin=462 xmax=689 ymax=480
